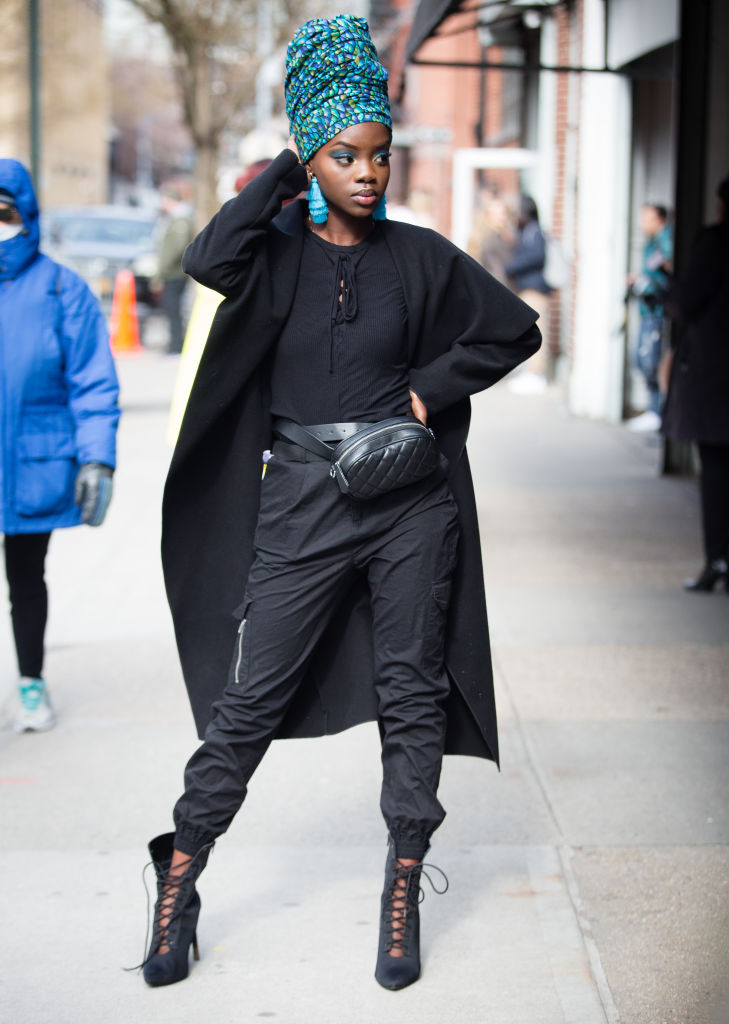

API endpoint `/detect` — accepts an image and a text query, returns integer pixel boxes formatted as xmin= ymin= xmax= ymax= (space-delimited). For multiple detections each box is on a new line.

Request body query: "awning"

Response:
xmin=405 ymin=0 xmax=567 ymax=64
xmin=405 ymin=0 xmax=462 ymax=62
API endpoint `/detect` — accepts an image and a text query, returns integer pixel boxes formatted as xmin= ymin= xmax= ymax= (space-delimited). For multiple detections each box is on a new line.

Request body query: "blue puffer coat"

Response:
xmin=0 ymin=160 xmax=120 ymax=535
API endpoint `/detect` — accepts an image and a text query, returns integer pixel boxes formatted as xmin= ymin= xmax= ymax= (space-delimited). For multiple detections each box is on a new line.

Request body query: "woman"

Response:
xmin=505 ymin=194 xmax=552 ymax=392
xmin=662 ymin=173 xmax=729 ymax=592
xmin=141 ymin=16 xmax=540 ymax=992
xmin=467 ymin=187 xmax=514 ymax=285
xmin=0 ymin=160 xmax=119 ymax=732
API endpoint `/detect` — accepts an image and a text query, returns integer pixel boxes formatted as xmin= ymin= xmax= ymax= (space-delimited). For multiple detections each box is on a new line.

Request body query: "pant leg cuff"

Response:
xmin=389 ymin=834 xmax=431 ymax=860
xmin=174 ymin=825 xmax=216 ymax=857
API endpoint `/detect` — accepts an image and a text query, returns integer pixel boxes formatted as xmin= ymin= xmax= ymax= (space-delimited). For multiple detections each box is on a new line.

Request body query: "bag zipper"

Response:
xmin=332 ymin=421 xmax=433 ymax=467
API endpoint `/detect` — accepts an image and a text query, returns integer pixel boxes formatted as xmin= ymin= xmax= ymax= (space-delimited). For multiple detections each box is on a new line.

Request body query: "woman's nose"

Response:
xmin=356 ymin=163 xmax=376 ymax=181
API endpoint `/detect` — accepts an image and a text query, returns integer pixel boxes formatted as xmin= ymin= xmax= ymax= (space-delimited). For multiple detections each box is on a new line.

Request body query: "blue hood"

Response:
xmin=0 ymin=159 xmax=40 ymax=281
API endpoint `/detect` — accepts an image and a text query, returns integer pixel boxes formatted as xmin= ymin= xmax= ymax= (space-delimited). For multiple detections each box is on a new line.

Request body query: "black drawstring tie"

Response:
xmin=328 ymin=254 xmax=359 ymax=372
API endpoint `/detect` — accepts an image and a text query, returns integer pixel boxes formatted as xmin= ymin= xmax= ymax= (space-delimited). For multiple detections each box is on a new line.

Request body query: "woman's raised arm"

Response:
xmin=182 ymin=150 xmax=308 ymax=297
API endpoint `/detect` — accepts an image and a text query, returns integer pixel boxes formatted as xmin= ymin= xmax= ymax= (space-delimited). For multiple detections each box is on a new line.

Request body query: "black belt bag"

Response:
xmin=273 ymin=417 xmax=440 ymax=500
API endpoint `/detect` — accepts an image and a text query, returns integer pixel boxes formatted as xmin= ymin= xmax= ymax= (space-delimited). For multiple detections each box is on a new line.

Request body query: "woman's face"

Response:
xmin=306 ymin=121 xmax=391 ymax=222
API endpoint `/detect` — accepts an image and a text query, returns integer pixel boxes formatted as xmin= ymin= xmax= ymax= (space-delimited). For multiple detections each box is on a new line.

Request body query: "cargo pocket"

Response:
xmin=14 ymin=434 xmax=77 ymax=518
xmin=422 ymin=578 xmax=453 ymax=675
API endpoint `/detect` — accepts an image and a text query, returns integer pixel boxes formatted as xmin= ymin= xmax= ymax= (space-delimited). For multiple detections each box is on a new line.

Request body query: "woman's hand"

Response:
xmin=409 ymin=389 xmax=427 ymax=425
xmin=287 ymin=136 xmax=311 ymax=180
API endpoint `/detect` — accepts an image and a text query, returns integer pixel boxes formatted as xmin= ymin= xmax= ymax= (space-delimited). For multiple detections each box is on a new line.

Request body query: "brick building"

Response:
xmin=375 ymin=0 xmax=729 ymax=426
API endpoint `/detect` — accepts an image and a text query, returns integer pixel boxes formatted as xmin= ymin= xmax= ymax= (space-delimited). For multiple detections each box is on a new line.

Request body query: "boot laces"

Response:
xmin=385 ymin=861 xmax=449 ymax=954
xmin=125 ymin=845 xmax=212 ymax=972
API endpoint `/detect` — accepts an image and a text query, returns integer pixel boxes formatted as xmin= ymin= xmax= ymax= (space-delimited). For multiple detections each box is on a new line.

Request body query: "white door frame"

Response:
xmin=451 ymin=147 xmax=539 ymax=250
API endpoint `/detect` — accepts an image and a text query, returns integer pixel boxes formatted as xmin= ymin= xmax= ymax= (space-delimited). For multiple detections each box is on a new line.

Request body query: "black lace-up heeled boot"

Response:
xmin=374 ymin=842 xmax=448 ymax=991
xmin=684 ymin=559 xmax=729 ymax=593
xmin=141 ymin=832 xmax=214 ymax=987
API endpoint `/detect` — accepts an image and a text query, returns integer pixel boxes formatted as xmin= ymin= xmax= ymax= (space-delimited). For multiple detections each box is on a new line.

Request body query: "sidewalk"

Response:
xmin=1 ymin=354 xmax=727 ymax=1024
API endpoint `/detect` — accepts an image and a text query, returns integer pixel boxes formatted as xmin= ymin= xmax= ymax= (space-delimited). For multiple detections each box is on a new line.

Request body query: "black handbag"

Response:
xmin=273 ymin=417 xmax=440 ymax=500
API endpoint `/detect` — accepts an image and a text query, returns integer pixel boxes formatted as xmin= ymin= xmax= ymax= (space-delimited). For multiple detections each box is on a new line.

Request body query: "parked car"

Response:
xmin=41 ymin=204 xmax=160 ymax=311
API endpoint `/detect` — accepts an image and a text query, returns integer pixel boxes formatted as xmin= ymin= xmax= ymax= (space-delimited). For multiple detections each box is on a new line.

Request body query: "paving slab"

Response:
xmin=570 ymin=845 xmax=729 ymax=1024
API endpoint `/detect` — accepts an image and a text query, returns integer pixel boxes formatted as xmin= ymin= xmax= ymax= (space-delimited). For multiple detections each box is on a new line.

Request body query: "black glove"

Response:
xmin=74 ymin=462 xmax=114 ymax=527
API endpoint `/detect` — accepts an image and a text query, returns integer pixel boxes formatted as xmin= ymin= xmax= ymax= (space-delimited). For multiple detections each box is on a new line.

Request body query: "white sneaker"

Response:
xmin=14 ymin=677 xmax=56 ymax=733
xmin=627 ymin=410 xmax=661 ymax=432
xmin=507 ymin=371 xmax=547 ymax=396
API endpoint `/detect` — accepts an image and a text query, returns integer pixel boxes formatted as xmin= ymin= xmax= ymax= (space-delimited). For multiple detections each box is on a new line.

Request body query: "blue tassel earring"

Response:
xmin=307 ymin=177 xmax=328 ymax=223
xmin=372 ymin=194 xmax=387 ymax=221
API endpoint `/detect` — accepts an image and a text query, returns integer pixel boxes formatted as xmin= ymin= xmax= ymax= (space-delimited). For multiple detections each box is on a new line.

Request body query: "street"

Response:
xmin=1 ymin=351 xmax=727 ymax=1024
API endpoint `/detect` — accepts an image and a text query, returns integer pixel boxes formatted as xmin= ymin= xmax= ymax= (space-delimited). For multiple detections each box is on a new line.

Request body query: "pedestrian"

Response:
xmin=157 ymin=187 xmax=194 ymax=354
xmin=467 ymin=186 xmax=515 ymax=285
xmin=626 ymin=203 xmax=673 ymax=431
xmin=0 ymin=160 xmax=120 ymax=732
xmin=505 ymin=194 xmax=552 ymax=393
xmin=662 ymin=174 xmax=729 ymax=592
xmin=138 ymin=15 xmax=540 ymax=992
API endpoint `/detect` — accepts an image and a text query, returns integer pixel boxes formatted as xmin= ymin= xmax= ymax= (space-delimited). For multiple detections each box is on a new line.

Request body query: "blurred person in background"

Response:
xmin=626 ymin=203 xmax=673 ymax=432
xmin=467 ymin=186 xmax=515 ymax=286
xmin=505 ymin=194 xmax=552 ymax=394
xmin=157 ymin=188 xmax=194 ymax=354
xmin=0 ymin=160 xmax=120 ymax=731
xmin=662 ymin=174 xmax=729 ymax=592
xmin=234 ymin=158 xmax=274 ymax=195
xmin=136 ymin=14 xmax=540 ymax=994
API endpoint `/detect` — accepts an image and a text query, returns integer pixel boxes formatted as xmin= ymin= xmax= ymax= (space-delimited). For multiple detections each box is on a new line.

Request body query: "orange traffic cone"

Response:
xmin=109 ymin=269 xmax=141 ymax=355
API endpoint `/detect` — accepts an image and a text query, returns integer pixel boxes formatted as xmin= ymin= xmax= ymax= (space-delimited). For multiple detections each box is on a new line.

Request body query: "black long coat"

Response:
xmin=162 ymin=151 xmax=540 ymax=764
xmin=662 ymin=221 xmax=729 ymax=445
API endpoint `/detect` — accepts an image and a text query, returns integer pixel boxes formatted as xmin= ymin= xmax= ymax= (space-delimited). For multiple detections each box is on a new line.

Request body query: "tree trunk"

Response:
xmin=193 ymin=140 xmax=220 ymax=229
xmin=188 ymin=40 xmax=221 ymax=230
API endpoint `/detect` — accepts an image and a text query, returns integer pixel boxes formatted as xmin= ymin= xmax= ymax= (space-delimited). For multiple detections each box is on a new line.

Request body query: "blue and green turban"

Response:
xmin=285 ymin=15 xmax=392 ymax=163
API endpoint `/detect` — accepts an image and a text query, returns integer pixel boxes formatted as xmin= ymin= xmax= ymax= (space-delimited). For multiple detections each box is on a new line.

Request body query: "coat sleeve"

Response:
xmin=57 ymin=267 xmax=120 ymax=468
xmin=182 ymin=151 xmax=309 ymax=297
xmin=408 ymin=246 xmax=541 ymax=416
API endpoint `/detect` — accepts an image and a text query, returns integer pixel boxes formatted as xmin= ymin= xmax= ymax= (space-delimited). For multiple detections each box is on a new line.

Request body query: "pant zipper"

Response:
xmin=234 ymin=618 xmax=247 ymax=684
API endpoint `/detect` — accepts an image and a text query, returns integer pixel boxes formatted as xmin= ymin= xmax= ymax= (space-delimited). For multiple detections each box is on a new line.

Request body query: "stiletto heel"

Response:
xmin=374 ymin=842 xmax=448 ymax=991
xmin=130 ymin=832 xmax=214 ymax=988
xmin=684 ymin=559 xmax=728 ymax=592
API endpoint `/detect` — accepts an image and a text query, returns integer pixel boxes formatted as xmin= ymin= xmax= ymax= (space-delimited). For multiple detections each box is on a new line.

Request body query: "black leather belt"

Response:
xmin=273 ymin=418 xmax=374 ymax=449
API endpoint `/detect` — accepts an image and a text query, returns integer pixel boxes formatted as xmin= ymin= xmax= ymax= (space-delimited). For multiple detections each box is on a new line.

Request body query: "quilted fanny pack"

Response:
xmin=273 ymin=417 xmax=440 ymax=500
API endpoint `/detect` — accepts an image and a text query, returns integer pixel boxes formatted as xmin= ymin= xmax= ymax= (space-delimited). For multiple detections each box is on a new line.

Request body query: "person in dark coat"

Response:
xmin=156 ymin=188 xmax=194 ymax=354
xmin=0 ymin=161 xmax=119 ymax=732
xmin=662 ymin=174 xmax=729 ymax=592
xmin=139 ymin=16 xmax=540 ymax=992
xmin=505 ymin=194 xmax=552 ymax=392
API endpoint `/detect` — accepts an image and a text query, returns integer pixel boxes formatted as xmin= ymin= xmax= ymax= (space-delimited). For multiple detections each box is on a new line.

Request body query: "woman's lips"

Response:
xmin=353 ymin=192 xmax=378 ymax=207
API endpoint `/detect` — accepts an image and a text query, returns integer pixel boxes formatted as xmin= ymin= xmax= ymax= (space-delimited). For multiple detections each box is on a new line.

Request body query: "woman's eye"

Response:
xmin=331 ymin=153 xmax=354 ymax=164
xmin=374 ymin=152 xmax=391 ymax=165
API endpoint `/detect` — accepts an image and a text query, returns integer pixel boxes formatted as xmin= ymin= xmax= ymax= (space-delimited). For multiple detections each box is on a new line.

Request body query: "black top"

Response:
xmin=270 ymin=226 xmax=410 ymax=423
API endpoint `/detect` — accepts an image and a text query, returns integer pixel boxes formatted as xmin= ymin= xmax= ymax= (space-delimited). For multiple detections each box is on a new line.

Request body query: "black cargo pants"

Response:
xmin=173 ymin=441 xmax=460 ymax=860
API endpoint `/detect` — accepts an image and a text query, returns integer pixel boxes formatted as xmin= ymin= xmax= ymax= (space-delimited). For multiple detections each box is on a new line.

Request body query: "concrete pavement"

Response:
xmin=1 ymin=352 xmax=727 ymax=1023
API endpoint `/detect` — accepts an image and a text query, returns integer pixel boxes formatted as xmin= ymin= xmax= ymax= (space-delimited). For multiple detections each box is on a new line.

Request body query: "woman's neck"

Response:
xmin=307 ymin=211 xmax=374 ymax=246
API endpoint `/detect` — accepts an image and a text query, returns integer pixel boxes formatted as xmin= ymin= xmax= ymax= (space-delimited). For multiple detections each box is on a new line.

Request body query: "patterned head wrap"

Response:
xmin=285 ymin=15 xmax=392 ymax=163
